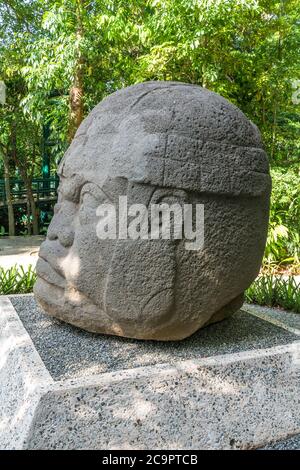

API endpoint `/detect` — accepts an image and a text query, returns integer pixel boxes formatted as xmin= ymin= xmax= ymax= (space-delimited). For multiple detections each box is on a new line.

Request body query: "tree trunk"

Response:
xmin=271 ymin=104 xmax=277 ymax=160
xmin=18 ymin=167 xmax=39 ymax=235
xmin=27 ymin=200 xmax=32 ymax=236
xmin=2 ymin=150 xmax=15 ymax=236
xmin=9 ymin=120 xmax=39 ymax=235
xmin=25 ymin=178 xmax=39 ymax=235
xmin=68 ymin=0 xmax=85 ymax=142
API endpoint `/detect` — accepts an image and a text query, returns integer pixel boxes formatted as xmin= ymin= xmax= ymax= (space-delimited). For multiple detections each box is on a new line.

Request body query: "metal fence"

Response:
xmin=0 ymin=177 xmax=59 ymax=206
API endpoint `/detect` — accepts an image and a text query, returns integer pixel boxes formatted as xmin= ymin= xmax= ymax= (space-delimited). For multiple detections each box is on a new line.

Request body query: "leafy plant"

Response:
xmin=246 ymin=275 xmax=300 ymax=313
xmin=263 ymin=166 xmax=300 ymax=273
xmin=0 ymin=226 xmax=6 ymax=236
xmin=0 ymin=264 xmax=37 ymax=294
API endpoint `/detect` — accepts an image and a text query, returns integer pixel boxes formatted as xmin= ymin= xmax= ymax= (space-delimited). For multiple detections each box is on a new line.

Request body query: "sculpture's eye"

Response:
xmin=79 ymin=183 xmax=108 ymax=225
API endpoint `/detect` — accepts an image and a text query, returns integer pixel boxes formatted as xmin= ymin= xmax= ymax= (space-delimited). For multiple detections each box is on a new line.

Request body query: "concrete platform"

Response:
xmin=1 ymin=294 xmax=299 ymax=450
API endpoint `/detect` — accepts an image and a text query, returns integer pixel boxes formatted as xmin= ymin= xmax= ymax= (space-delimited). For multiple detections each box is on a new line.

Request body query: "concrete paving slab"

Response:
xmin=0 ymin=236 xmax=44 ymax=269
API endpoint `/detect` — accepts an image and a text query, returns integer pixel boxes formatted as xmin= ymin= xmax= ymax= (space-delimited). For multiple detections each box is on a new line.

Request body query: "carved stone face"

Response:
xmin=34 ymin=81 xmax=271 ymax=340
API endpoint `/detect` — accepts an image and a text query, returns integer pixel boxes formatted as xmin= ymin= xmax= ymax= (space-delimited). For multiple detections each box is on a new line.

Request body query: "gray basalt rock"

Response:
xmin=34 ymin=81 xmax=271 ymax=340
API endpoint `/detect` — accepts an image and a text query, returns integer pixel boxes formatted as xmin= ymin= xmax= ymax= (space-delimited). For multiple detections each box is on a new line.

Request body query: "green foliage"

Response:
xmin=17 ymin=0 xmax=149 ymax=148
xmin=0 ymin=0 xmax=299 ymax=271
xmin=264 ymin=166 xmax=300 ymax=271
xmin=245 ymin=275 xmax=300 ymax=313
xmin=3 ymin=0 xmax=298 ymax=165
xmin=0 ymin=264 xmax=37 ymax=294
xmin=134 ymin=0 xmax=300 ymax=164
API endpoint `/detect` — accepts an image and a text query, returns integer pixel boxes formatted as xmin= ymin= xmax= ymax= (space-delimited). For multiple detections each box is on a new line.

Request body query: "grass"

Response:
xmin=245 ymin=275 xmax=300 ymax=313
xmin=0 ymin=264 xmax=37 ymax=295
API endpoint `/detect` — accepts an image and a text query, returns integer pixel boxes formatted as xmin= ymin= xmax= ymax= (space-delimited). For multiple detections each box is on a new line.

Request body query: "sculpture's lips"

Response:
xmin=36 ymin=256 xmax=66 ymax=289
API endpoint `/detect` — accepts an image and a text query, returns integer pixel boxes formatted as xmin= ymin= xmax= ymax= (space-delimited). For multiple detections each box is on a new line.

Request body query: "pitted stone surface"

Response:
xmin=34 ymin=81 xmax=271 ymax=340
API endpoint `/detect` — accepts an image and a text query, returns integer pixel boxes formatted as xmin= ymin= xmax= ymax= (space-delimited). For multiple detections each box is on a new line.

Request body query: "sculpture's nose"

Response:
xmin=47 ymin=225 xmax=74 ymax=247
xmin=47 ymin=203 xmax=75 ymax=248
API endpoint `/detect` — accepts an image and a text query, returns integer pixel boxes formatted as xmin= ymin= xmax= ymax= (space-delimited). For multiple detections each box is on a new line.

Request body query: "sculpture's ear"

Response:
xmin=104 ymin=186 xmax=187 ymax=333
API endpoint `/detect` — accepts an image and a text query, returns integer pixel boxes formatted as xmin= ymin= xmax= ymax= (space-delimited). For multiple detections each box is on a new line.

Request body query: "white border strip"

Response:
xmin=242 ymin=304 xmax=300 ymax=336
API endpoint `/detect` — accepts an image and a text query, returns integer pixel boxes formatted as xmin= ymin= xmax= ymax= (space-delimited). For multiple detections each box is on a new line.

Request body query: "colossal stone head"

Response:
xmin=34 ymin=81 xmax=271 ymax=340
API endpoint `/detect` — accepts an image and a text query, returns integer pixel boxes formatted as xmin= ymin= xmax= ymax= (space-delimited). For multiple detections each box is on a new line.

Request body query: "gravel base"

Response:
xmin=9 ymin=294 xmax=300 ymax=381
xmin=261 ymin=433 xmax=300 ymax=450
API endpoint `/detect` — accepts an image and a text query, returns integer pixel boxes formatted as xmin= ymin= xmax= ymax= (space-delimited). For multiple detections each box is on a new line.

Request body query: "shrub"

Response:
xmin=264 ymin=167 xmax=300 ymax=273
